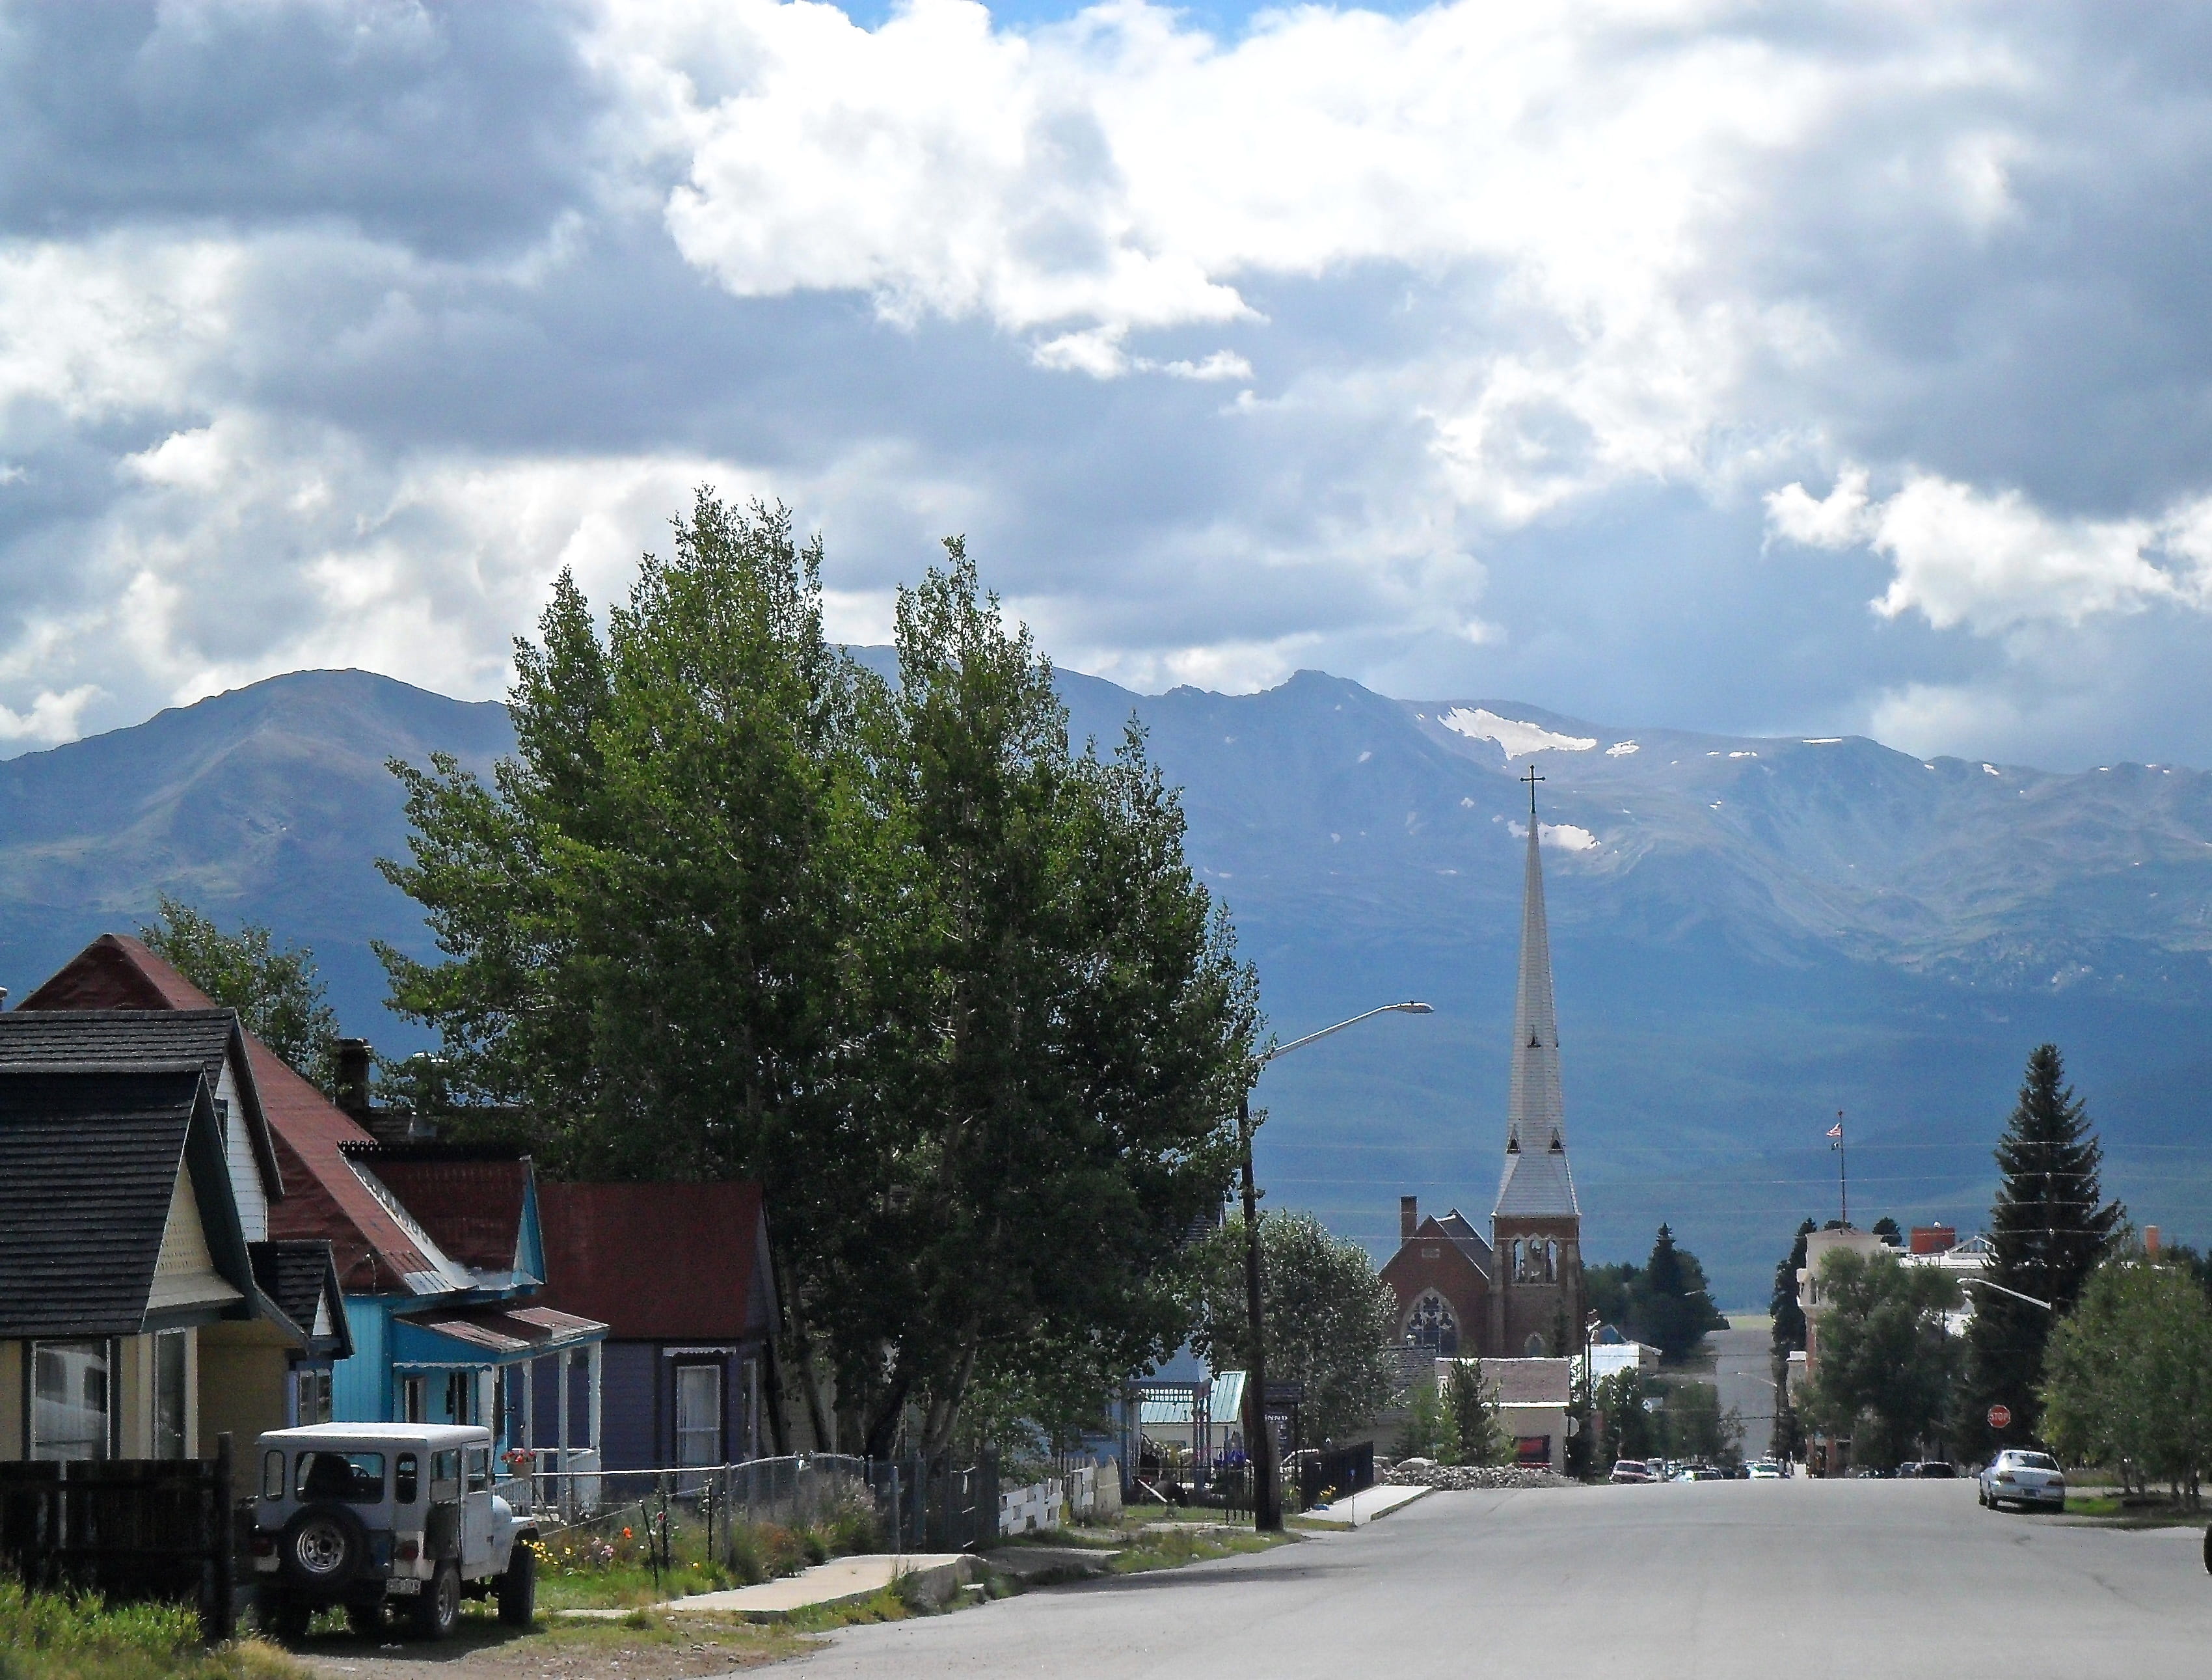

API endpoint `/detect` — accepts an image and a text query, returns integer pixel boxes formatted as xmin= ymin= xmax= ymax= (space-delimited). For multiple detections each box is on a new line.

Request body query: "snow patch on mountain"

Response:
xmin=1507 ymin=819 xmax=1599 ymax=852
xmin=1606 ymin=740 xmax=1639 ymax=756
xmin=1440 ymin=708 xmax=1598 ymax=756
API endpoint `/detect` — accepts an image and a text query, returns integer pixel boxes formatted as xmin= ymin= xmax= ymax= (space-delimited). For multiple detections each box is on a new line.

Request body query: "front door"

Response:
xmin=461 ymin=1446 xmax=494 ymax=1569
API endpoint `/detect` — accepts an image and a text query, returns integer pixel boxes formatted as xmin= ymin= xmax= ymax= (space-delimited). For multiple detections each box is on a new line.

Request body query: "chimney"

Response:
xmin=1401 ymin=1196 xmax=1419 ymax=1241
xmin=2147 ymin=1225 xmax=2162 ymax=1257
xmin=336 ymin=1038 xmax=373 ymax=1122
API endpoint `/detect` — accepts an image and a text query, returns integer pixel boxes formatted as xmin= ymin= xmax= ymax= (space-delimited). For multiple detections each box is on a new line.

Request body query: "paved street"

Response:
xmin=1705 ymin=1321 xmax=1781 ymax=1455
xmin=800 ymin=1481 xmax=2212 ymax=1680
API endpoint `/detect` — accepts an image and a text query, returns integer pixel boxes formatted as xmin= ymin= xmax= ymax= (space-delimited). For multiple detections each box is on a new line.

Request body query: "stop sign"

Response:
xmin=1988 ymin=1404 xmax=2013 ymax=1431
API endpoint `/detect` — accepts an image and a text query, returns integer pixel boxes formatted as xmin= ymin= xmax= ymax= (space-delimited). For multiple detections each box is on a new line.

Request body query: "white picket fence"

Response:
xmin=998 ymin=1459 xmax=1122 ymax=1534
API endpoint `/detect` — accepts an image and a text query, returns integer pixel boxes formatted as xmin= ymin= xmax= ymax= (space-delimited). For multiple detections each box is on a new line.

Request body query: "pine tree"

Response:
xmin=1962 ymin=1044 xmax=2123 ymax=1453
xmin=1641 ymin=1225 xmax=1727 ymax=1361
xmin=1767 ymin=1217 xmax=1814 ymax=1460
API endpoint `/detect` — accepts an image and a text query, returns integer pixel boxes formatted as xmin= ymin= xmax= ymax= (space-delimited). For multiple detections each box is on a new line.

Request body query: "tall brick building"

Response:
xmin=1382 ymin=778 xmax=1584 ymax=1359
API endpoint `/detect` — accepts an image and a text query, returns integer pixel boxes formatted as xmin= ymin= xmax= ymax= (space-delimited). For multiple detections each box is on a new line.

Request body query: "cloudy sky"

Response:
xmin=3 ymin=0 xmax=2211 ymax=768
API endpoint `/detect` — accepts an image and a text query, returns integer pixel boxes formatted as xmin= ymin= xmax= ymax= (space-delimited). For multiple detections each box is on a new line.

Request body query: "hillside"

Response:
xmin=4 ymin=664 xmax=2207 ymax=1302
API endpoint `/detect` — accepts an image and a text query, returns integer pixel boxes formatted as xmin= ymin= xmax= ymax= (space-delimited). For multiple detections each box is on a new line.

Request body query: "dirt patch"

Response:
xmin=291 ymin=1609 xmax=812 ymax=1680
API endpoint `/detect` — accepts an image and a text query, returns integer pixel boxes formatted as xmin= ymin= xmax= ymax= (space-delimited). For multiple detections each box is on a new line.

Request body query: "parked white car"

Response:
xmin=251 ymin=1423 xmax=539 ymax=1640
xmin=1747 ymin=1461 xmax=1784 ymax=1480
xmin=1978 ymin=1449 xmax=2066 ymax=1513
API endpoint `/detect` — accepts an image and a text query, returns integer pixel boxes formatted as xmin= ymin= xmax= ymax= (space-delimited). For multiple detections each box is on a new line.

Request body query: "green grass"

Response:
xmin=2058 ymin=1493 xmax=2206 ymax=1528
xmin=0 ymin=1580 xmax=305 ymax=1680
xmin=1105 ymin=1528 xmax=1289 ymax=1574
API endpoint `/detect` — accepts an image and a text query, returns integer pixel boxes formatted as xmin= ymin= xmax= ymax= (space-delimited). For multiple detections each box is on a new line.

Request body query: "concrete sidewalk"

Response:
xmin=1298 ymin=1484 xmax=1431 ymax=1527
xmin=563 ymin=1552 xmax=977 ymax=1622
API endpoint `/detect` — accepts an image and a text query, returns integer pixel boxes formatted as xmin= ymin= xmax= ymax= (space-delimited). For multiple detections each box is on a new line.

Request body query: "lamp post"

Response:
xmin=1241 ymin=1001 xmax=1433 ymax=1532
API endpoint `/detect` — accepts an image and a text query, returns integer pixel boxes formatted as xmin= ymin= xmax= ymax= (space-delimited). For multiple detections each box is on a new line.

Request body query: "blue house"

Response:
xmin=19 ymin=936 xmax=608 ymax=1480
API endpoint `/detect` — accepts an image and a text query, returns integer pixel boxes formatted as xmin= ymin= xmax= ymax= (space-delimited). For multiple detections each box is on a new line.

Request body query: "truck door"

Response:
xmin=461 ymin=1446 xmax=495 ymax=1569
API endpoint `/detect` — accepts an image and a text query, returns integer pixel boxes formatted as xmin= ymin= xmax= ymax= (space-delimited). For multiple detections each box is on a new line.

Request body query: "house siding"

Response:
xmin=332 ymin=1298 xmax=394 ymax=1422
xmin=599 ymin=1342 xmax=658 ymax=1470
xmin=215 ymin=1061 xmax=267 ymax=1243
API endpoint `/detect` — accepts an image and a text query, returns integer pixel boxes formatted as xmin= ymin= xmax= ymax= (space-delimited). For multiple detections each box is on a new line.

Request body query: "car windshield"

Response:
xmin=1613 ymin=1461 xmax=1643 ymax=1471
xmin=2008 ymin=1453 xmax=2057 ymax=1470
xmin=294 ymin=1451 xmax=386 ymax=1503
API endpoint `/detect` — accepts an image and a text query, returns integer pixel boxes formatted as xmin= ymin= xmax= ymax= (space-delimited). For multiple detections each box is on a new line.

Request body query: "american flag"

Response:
xmin=1828 ymin=1122 xmax=1844 ymax=1142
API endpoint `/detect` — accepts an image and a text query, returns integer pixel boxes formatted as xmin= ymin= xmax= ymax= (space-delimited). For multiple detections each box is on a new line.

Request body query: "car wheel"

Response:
xmin=2202 ymin=1525 xmax=2212 ymax=1575
xmin=409 ymin=1563 xmax=461 ymax=1642
xmin=497 ymin=1542 xmax=537 ymax=1627
xmin=346 ymin=1602 xmax=386 ymax=1640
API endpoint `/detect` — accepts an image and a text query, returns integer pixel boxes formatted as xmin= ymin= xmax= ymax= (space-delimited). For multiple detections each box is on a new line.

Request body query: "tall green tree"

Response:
xmin=1960 ymin=1044 xmax=2124 ymax=1455
xmin=141 ymin=896 xmax=341 ymax=1091
xmin=1638 ymin=1225 xmax=1728 ymax=1361
xmin=1767 ymin=1217 xmax=1816 ymax=1461
xmin=1194 ymin=1210 xmax=1398 ymax=1447
xmin=380 ymin=498 xmax=1259 ymax=1460
xmin=1595 ymin=1368 xmax=1656 ymax=1463
xmin=1801 ymin=1247 xmax=1963 ymax=1469
xmin=2042 ymin=1251 xmax=2212 ymax=1504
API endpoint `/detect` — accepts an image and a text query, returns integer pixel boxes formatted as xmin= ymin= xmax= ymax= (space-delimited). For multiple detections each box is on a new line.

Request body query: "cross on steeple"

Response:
xmin=1521 ymin=764 xmax=1543 ymax=819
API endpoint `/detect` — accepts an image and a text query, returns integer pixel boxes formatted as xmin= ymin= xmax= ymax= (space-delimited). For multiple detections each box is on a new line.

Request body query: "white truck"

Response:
xmin=250 ymin=1422 xmax=538 ymax=1640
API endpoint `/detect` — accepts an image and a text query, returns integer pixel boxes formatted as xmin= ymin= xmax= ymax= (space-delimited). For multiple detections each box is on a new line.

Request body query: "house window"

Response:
xmin=444 ymin=1371 xmax=476 ymax=1425
xmin=154 ymin=1331 xmax=189 ymax=1459
xmin=398 ymin=1375 xmax=425 ymax=1423
xmin=675 ymin=1364 xmax=723 ymax=1469
xmin=295 ymin=1368 xmax=332 ymax=1426
xmin=31 ymin=1340 xmax=110 ymax=1461
xmin=1405 ymin=1292 xmax=1458 ymax=1355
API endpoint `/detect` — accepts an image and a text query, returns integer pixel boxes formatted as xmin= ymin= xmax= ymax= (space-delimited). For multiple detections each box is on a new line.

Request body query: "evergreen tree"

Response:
xmin=1446 ymin=1359 xmax=1509 ymax=1467
xmin=1639 ymin=1225 xmax=1728 ymax=1361
xmin=1766 ymin=1217 xmax=1816 ymax=1461
xmin=1961 ymin=1044 xmax=2123 ymax=1454
xmin=1871 ymin=1216 xmax=1902 ymax=1246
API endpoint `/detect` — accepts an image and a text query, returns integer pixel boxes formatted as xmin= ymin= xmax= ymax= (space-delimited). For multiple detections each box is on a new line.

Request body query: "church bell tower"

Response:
xmin=1489 ymin=766 xmax=1585 ymax=1359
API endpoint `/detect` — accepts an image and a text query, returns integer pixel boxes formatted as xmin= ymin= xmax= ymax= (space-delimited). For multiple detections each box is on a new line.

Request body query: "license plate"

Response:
xmin=385 ymin=1578 xmax=422 ymax=1595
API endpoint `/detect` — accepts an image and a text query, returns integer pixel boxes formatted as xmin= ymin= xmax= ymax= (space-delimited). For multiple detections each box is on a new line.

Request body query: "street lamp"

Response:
xmin=1241 ymin=1001 xmax=1433 ymax=1532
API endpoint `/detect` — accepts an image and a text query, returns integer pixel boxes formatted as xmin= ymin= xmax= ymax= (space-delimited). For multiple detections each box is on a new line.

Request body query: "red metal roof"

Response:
xmin=351 ymin=1148 xmax=533 ymax=1277
xmin=536 ymin=1182 xmax=770 ymax=1342
xmin=18 ymin=934 xmax=443 ymax=1294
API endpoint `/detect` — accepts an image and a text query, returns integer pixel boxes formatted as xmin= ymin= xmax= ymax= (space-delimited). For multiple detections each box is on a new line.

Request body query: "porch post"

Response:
xmin=587 ymin=1340 xmax=603 ymax=1457
xmin=557 ymin=1352 xmax=573 ymax=1522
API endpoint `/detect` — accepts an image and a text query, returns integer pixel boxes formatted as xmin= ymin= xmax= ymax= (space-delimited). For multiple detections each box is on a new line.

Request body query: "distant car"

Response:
xmin=1913 ymin=1461 xmax=1958 ymax=1478
xmin=1747 ymin=1461 xmax=1784 ymax=1480
xmin=1610 ymin=1459 xmax=1654 ymax=1484
xmin=1979 ymin=1449 xmax=2066 ymax=1512
xmin=1897 ymin=1461 xmax=1920 ymax=1477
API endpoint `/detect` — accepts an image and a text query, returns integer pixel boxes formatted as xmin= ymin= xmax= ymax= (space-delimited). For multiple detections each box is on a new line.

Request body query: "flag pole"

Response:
xmin=1835 ymin=1110 xmax=1848 ymax=1227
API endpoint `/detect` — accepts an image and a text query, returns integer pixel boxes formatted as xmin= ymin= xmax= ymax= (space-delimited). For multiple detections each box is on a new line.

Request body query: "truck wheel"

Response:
xmin=497 ymin=1543 xmax=537 ymax=1627
xmin=280 ymin=1504 xmax=368 ymax=1593
xmin=2202 ymin=1525 xmax=2212 ymax=1575
xmin=409 ymin=1563 xmax=461 ymax=1641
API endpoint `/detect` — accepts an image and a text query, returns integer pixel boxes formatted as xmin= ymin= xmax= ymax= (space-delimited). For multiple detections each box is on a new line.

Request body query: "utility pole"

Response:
xmin=1830 ymin=1110 xmax=1848 ymax=1226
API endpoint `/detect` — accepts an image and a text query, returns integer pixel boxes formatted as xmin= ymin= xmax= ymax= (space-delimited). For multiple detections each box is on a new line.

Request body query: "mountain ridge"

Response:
xmin=3 ymin=663 xmax=2205 ymax=1302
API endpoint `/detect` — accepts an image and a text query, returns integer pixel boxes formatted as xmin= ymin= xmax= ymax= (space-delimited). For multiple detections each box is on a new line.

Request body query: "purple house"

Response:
xmin=534 ymin=1184 xmax=777 ymax=1471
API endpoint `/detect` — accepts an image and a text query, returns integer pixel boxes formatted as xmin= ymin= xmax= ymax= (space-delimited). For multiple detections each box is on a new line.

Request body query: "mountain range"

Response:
xmin=4 ymin=664 xmax=2207 ymax=1304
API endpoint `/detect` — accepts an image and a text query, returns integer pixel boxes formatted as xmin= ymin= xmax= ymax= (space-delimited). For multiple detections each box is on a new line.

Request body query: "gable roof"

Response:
xmin=0 ymin=1007 xmax=282 ymax=1199
xmin=535 ymin=1182 xmax=772 ymax=1341
xmin=1430 ymin=1210 xmax=1496 ymax=1279
xmin=18 ymin=935 xmax=445 ymax=1294
xmin=345 ymin=1145 xmax=541 ymax=1290
xmin=1440 ymin=1355 xmax=1572 ymax=1406
xmin=0 ymin=1066 xmax=249 ymax=1338
xmin=249 ymin=1239 xmax=355 ymax=1359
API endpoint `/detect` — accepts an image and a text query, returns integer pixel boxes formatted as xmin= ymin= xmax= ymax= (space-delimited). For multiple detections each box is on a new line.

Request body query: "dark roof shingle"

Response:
xmin=0 ymin=1068 xmax=206 ymax=1338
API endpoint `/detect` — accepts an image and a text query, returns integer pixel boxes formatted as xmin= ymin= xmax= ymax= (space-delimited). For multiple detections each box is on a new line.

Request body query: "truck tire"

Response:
xmin=2202 ymin=1525 xmax=2211 ymax=1575
xmin=497 ymin=1543 xmax=537 ymax=1626
xmin=280 ymin=1503 xmax=368 ymax=1593
xmin=409 ymin=1562 xmax=461 ymax=1641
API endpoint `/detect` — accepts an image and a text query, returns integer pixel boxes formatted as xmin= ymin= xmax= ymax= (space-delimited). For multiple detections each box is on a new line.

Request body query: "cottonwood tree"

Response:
xmin=1802 ymin=1248 xmax=1962 ymax=1468
xmin=2042 ymin=1252 xmax=2212 ymax=1505
xmin=1194 ymin=1210 xmax=1399 ymax=1447
xmin=1960 ymin=1044 xmax=2123 ymax=1456
xmin=141 ymin=897 xmax=341 ymax=1091
xmin=381 ymin=498 xmax=1258 ymax=1459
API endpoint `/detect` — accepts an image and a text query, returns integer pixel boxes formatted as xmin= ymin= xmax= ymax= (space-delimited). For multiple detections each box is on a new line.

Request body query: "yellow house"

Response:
xmin=0 ymin=1063 xmax=304 ymax=1460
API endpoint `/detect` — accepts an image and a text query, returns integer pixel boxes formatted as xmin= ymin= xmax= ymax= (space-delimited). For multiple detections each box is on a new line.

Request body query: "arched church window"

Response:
xmin=1406 ymin=1292 xmax=1459 ymax=1355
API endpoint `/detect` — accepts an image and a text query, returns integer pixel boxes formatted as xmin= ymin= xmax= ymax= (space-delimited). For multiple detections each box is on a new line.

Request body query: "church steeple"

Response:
xmin=1495 ymin=767 xmax=1579 ymax=1217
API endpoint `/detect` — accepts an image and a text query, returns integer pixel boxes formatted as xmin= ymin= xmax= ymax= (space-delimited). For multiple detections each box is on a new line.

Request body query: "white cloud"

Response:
xmin=1767 ymin=467 xmax=2212 ymax=633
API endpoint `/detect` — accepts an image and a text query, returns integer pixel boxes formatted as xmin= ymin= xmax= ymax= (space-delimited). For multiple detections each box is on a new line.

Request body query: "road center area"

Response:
xmin=799 ymin=1481 xmax=2212 ymax=1680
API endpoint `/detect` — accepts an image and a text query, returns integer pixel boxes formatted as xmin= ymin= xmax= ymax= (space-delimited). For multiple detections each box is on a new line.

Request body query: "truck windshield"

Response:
xmin=295 ymin=1452 xmax=386 ymax=1503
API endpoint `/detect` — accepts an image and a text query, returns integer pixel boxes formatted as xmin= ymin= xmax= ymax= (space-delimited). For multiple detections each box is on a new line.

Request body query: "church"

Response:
xmin=1381 ymin=774 xmax=1585 ymax=1361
